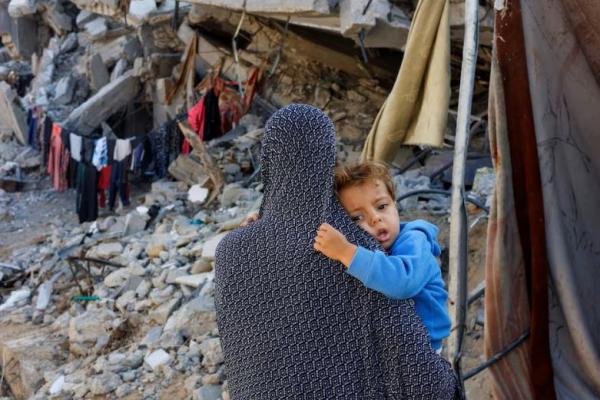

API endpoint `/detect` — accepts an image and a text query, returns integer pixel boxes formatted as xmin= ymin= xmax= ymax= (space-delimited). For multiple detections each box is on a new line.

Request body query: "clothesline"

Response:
xmin=32 ymin=65 xmax=262 ymax=225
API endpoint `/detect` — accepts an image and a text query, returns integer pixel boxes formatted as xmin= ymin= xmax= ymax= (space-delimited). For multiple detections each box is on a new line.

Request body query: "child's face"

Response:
xmin=338 ymin=179 xmax=400 ymax=250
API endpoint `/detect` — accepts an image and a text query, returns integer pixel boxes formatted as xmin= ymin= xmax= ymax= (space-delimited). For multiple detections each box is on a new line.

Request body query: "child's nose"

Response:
xmin=369 ymin=214 xmax=382 ymax=226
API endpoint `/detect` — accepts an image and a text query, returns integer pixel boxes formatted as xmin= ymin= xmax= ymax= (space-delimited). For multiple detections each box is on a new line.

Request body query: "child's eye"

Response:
xmin=351 ymin=215 xmax=362 ymax=222
xmin=378 ymin=203 xmax=388 ymax=210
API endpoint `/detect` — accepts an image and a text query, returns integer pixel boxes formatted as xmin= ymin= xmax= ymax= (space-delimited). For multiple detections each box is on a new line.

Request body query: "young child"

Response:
xmin=313 ymin=161 xmax=450 ymax=352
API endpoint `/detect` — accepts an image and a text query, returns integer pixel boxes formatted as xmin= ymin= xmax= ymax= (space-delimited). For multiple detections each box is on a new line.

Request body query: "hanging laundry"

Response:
xmin=92 ymin=137 xmax=108 ymax=170
xmin=47 ymin=123 xmax=70 ymax=191
xmin=114 ymin=138 xmax=132 ymax=162
xmin=186 ymin=96 xmax=206 ymax=149
xmin=217 ymin=86 xmax=242 ymax=135
xmin=151 ymin=116 xmax=184 ymax=179
xmin=109 ymin=160 xmax=129 ymax=210
xmin=27 ymin=109 xmax=37 ymax=149
xmin=40 ymin=115 xmax=53 ymax=173
xmin=241 ymin=67 xmax=261 ymax=114
xmin=69 ymin=133 xmax=83 ymax=162
xmin=98 ymin=165 xmax=111 ymax=209
xmin=76 ymin=138 xmax=99 ymax=223
xmin=204 ymin=88 xmax=222 ymax=141
xmin=76 ymin=163 xmax=98 ymax=223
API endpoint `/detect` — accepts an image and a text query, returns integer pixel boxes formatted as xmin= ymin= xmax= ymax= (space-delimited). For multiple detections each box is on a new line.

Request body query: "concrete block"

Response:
xmin=175 ymin=273 xmax=212 ymax=288
xmin=76 ymin=10 xmax=95 ymax=28
xmin=63 ymin=71 xmax=141 ymax=135
xmin=84 ymin=17 xmax=108 ymax=40
xmin=88 ymin=53 xmax=110 ymax=91
xmin=54 ymin=75 xmax=75 ymax=104
xmin=110 ymin=58 xmax=129 ymax=81
xmin=188 ymin=0 xmax=330 ymax=14
xmin=43 ymin=0 xmax=73 ymax=35
xmin=0 ymin=82 xmax=28 ymax=144
xmin=201 ymin=233 xmax=228 ymax=260
xmin=128 ymin=0 xmax=157 ymax=26
xmin=9 ymin=16 xmax=38 ymax=58
xmin=144 ymin=349 xmax=171 ymax=370
xmin=8 ymin=0 xmax=38 ymax=18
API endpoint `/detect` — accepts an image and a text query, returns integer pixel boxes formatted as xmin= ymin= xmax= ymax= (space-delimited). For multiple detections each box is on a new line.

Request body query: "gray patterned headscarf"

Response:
xmin=215 ymin=104 xmax=459 ymax=399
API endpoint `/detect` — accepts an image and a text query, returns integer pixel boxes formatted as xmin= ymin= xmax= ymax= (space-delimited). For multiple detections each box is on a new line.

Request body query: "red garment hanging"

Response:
xmin=184 ymin=97 xmax=206 ymax=153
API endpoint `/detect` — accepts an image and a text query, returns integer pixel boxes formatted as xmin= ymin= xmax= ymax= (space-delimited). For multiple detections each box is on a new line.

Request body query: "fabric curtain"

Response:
xmin=521 ymin=0 xmax=600 ymax=397
xmin=361 ymin=0 xmax=450 ymax=163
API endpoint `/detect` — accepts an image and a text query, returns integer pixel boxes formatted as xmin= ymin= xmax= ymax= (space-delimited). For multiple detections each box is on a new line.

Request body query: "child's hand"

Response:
xmin=313 ymin=223 xmax=357 ymax=267
xmin=240 ymin=212 xmax=259 ymax=227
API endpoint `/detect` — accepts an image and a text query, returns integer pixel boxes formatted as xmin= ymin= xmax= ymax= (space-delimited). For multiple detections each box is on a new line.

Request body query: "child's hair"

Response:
xmin=334 ymin=161 xmax=395 ymax=198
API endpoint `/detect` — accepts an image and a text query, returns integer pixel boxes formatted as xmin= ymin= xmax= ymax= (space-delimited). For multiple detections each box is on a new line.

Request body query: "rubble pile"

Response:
xmin=0 ymin=0 xmax=496 ymax=398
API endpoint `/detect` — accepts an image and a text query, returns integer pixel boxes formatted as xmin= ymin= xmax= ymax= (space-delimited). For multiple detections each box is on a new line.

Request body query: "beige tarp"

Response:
xmin=361 ymin=0 xmax=450 ymax=163
xmin=521 ymin=0 xmax=600 ymax=397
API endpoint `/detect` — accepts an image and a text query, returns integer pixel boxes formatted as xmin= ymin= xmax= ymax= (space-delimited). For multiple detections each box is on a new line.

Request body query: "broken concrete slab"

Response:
xmin=168 ymin=154 xmax=211 ymax=187
xmin=6 ymin=15 xmax=38 ymax=57
xmin=127 ymin=0 xmax=157 ymax=26
xmin=175 ymin=273 xmax=212 ymax=288
xmin=63 ymin=71 xmax=141 ymax=135
xmin=163 ymin=295 xmax=216 ymax=338
xmin=60 ymin=32 xmax=79 ymax=52
xmin=84 ymin=16 xmax=108 ymax=40
xmin=88 ymin=53 xmax=110 ymax=91
xmin=0 ymin=327 xmax=68 ymax=399
xmin=186 ymin=0 xmax=330 ymax=14
xmin=41 ymin=0 xmax=74 ymax=35
xmin=188 ymin=184 xmax=209 ymax=204
xmin=75 ymin=9 xmax=95 ymax=27
xmin=54 ymin=75 xmax=75 ymax=104
xmin=0 ymin=81 xmax=28 ymax=145
xmin=201 ymin=232 xmax=227 ymax=260
xmin=110 ymin=57 xmax=129 ymax=81
xmin=68 ymin=307 xmax=123 ymax=356
xmin=92 ymin=35 xmax=143 ymax=68
xmin=8 ymin=0 xmax=39 ymax=17
xmin=144 ymin=348 xmax=170 ymax=370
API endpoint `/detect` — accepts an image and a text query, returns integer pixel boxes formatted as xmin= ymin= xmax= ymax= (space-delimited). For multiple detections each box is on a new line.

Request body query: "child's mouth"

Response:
xmin=376 ymin=229 xmax=389 ymax=243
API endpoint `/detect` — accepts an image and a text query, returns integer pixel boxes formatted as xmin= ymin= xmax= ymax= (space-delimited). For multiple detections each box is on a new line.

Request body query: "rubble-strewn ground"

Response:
xmin=0 ymin=0 xmax=496 ymax=398
xmin=0 ymin=130 xmax=494 ymax=399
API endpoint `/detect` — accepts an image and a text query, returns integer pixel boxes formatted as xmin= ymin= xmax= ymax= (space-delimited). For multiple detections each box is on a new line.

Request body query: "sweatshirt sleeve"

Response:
xmin=346 ymin=231 xmax=439 ymax=300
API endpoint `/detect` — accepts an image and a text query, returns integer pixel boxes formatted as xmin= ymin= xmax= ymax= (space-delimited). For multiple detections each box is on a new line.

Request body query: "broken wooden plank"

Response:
xmin=177 ymin=121 xmax=224 ymax=205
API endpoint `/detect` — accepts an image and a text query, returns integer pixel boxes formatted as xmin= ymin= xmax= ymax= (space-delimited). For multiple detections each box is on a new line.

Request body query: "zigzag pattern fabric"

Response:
xmin=215 ymin=104 xmax=459 ymax=399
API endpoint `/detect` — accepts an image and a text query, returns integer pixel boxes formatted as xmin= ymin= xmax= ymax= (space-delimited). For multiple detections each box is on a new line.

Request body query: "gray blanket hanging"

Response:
xmin=215 ymin=104 xmax=459 ymax=399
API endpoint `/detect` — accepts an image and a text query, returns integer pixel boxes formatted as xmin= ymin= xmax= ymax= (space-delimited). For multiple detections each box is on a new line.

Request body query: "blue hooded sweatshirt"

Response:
xmin=347 ymin=219 xmax=451 ymax=350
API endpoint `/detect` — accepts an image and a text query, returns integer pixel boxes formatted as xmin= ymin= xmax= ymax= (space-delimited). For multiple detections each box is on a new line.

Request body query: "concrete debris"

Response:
xmin=144 ymin=348 xmax=171 ymax=370
xmin=188 ymin=184 xmax=209 ymax=204
xmin=48 ymin=374 xmax=65 ymax=395
xmin=0 ymin=0 xmax=495 ymax=397
xmin=201 ymin=232 xmax=227 ymax=260
xmin=68 ymin=307 xmax=123 ymax=355
xmin=83 ymin=16 xmax=108 ymax=40
xmin=0 ymin=287 xmax=30 ymax=311
xmin=63 ymin=71 xmax=141 ymax=135
xmin=53 ymin=75 xmax=75 ymax=104
xmin=8 ymin=0 xmax=39 ymax=17
xmin=0 ymin=82 xmax=28 ymax=144
xmin=87 ymin=52 xmax=110 ymax=91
